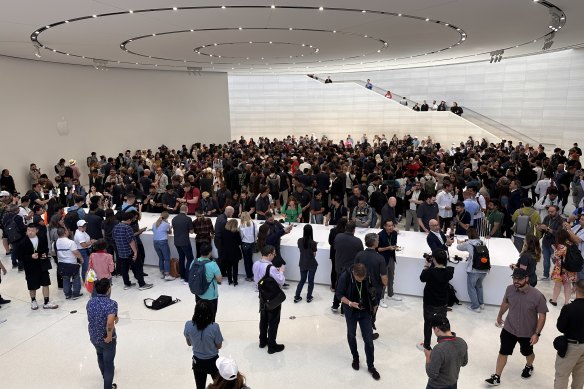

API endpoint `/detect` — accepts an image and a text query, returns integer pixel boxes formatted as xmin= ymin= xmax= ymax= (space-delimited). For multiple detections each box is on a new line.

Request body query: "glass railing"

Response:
xmin=309 ymin=75 xmax=546 ymax=146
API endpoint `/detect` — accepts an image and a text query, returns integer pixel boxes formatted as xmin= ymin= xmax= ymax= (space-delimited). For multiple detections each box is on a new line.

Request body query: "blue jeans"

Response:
xmin=426 ymin=384 xmax=457 ymax=389
xmin=467 ymin=272 xmax=487 ymax=309
xmin=153 ymin=240 xmax=171 ymax=273
xmin=79 ymin=248 xmax=91 ymax=282
xmin=295 ymin=269 xmax=316 ymax=299
xmin=176 ymin=243 xmax=194 ymax=281
xmin=542 ymin=244 xmax=553 ymax=278
xmin=344 ymin=308 xmax=375 ymax=368
xmin=241 ymin=242 xmax=255 ymax=278
xmin=92 ymin=339 xmax=116 ymax=389
xmin=63 ymin=270 xmax=81 ymax=297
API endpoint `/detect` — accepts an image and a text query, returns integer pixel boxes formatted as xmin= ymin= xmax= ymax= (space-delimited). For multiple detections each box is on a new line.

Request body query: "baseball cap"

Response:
xmin=0 ymin=191 xmax=10 ymax=197
xmin=76 ymin=220 xmax=88 ymax=227
xmin=511 ymin=268 xmax=528 ymax=279
xmin=216 ymin=357 xmax=238 ymax=381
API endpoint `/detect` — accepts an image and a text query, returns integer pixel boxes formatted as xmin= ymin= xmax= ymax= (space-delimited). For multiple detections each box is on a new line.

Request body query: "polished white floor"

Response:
xmin=0 ymin=250 xmax=570 ymax=389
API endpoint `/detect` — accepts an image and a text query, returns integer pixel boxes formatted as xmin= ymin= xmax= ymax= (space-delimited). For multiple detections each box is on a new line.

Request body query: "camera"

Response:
xmin=423 ymin=252 xmax=433 ymax=262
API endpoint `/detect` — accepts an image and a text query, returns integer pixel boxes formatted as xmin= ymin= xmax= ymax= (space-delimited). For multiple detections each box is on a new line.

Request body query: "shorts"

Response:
xmin=499 ymin=328 xmax=533 ymax=356
xmin=25 ymin=269 xmax=51 ymax=290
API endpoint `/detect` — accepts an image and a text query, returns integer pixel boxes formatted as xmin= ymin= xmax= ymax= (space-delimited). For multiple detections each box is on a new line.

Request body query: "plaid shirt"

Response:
xmin=112 ymin=222 xmax=134 ymax=258
xmin=192 ymin=217 xmax=213 ymax=243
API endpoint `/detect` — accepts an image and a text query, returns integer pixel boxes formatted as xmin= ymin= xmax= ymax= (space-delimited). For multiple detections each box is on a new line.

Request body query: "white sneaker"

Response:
xmin=379 ymin=299 xmax=388 ymax=308
xmin=160 ymin=273 xmax=166 ymax=279
xmin=390 ymin=295 xmax=403 ymax=301
xmin=467 ymin=305 xmax=481 ymax=313
xmin=138 ymin=283 xmax=154 ymax=291
xmin=164 ymin=275 xmax=176 ymax=281
xmin=43 ymin=302 xmax=59 ymax=309
xmin=480 ymin=304 xmax=485 ymax=310
xmin=31 ymin=300 xmax=39 ymax=310
xmin=182 ymin=280 xmax=189 ymax=286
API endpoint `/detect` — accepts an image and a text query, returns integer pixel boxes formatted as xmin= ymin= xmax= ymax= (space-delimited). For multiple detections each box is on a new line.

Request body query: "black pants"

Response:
xmin=195 ymin=296 xmax=218 ymax=322
xmin=259 ymin=303 xmax=281 ymax=347
xmin=423 ymin=304 xmax=448 ymax=349
xmin=439 ymin=217 xmax=452 ymax=233
xmin=192 ymin=355 xmax=219 ymax=389
xmin=120 ymin=257 xmax=145 ymax=287
xmin=52 ymin=256 xmax=63 ymax=288
xmin=227 ymin=259 xmax=240 ymax=284
xmin=214 ymin=238 xmax=226 ymax=276
xmin=330 ymin=257 xmax=337 ymax=289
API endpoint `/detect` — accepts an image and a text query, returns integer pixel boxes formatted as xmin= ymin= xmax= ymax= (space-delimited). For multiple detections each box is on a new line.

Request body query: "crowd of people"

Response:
xmin=1 ymin=132 xmax=584 ymax=388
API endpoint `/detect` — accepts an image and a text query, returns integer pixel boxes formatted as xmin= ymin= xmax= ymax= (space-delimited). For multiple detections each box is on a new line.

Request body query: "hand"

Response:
xmin=537 ymin=224 xmax=546 ymax=231
xmin=132 ymin=253 xmax=137 ymax=261
xmin=32 ymin=253 xmax=39 ymax=259
xmin=530 ymin=334 xmax=539 ymax=346
xmin=104 ymin=336 xmax=113 ymax=344
xmin=496 ymin=316 xmax=504 ymax=327
xmin=423 ymin=348 xmax=432 ymax=359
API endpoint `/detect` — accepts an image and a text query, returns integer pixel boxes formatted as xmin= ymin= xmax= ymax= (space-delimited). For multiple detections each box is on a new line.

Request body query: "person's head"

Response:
xmin=121 ymin=212 xmax=134 ymax=224
xmin=547 ymin=204 xmax=559 ymax=217
xmin=225 ymin=219 xmax=239 ymax=233
xmin=383 ymin=219 xmax=395 ymax=233
xmin=331 ymin=195 xmax=342 ymax=207
xmin=430 ymin=315 xmax=451 ymax=336
xmin=198 ymin=243 xmax=212 ymax=258
xmin=76 ymin=219 xmax=88 ymax=231
xmin=93 ymin=239 xmax=108 ymax=251
xmin=180 ymin=204 xmax=188 ymax=214
xmin=429 ymin=219 xmax=440 ymax=233
xmin=425 ymin=195 xmax=436 ymax=205
xmin=94 ymin=278 xmax=111 ymax=295
xmin=126 ymin=194 xmax=136 ymax=204
xmin=20 ymin=196 xmax=31 ymax=206
xmin=192 ymin=300 xmax=215 ymax=331
xmin=295 ymin=183 xmax=304 ymax=193
xmin=345 ymin=220 xmax=356 ymax=234
xmin=466 ymin=227 xmax=479 ymax=240
xmin=357 ymin=195 xmax=367 ymax=208
xmin=260 ymin=244 xmax=276 ymax=260
xmin=364 ymin=233 xmax=379 ymax=249
xmin=488 ymin=199 xmax=499 ymax=211
xmin=522 ymin=234 xmax=541 ymax=261
xmin=521 ymin=198 xmax=533 ymax=208
xmin=547 ymin=188 xmax=559 ymax=201
xmin=26 ymin=223 xmax=39 ymax=238
xmin=388 ymin=197 xmax=397 ymax=207
xmin=225 ymin=206 xmax=234 ymax=218
xmin=575 ymin=280 xmax=584 ymax=298
xmin=352 ymin=263 xmax=367 ymax=282
xmin=511 ymin=267 xmax=529 ymax=289
xmin=431 ymin=249 xmax=448 ymax=266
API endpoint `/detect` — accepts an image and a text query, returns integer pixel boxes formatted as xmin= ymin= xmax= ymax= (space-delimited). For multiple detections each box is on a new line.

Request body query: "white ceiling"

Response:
xmin=0 ymin=0 xmax=582 ymax=74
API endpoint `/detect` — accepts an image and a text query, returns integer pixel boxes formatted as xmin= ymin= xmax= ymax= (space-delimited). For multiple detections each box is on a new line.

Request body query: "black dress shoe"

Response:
xmin=268 ymin=344 xmax=285 ymax=354
xmin=228 ymin=280 xmax=233 ymax=285
xmin=259 ymin=342 xmax=267 ymax=349
xmin=372 ymin=333 xmax=380 ymax=340
xmin=142 ymin=273 xmax=148 ymax=277
xmin=0 ymin=298 xmax=12 ymax=304
xmin=352 ymin=359 xmax=360 ymax=370
xmin=233 ymin=281 xmax=238 ymax=286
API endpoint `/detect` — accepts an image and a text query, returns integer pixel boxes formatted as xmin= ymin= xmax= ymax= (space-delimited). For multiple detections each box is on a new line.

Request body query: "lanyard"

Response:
xmin=355 ymin=281 xmax=363 ymax=300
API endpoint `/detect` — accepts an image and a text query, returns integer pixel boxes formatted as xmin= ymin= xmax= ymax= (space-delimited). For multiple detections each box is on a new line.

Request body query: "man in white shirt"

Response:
xmin=298 ymin=158 xmax=311 ymax=173
xmin=18 ymin=196 xmax=34 ymax=225
xmin=469 ymin=187 xmax=487 ymax=235
xmin=74 ymin=220 xmax=96 ymax=283
xmin=436 ymin=183 xmax=456 ymax=232
xmin=534 ymin=188 xmax=563 ymax=220
xmin=56 ymin=227 xmax=83 ymax=299
xmin=534 ymin=171 xmax=553 ymax=201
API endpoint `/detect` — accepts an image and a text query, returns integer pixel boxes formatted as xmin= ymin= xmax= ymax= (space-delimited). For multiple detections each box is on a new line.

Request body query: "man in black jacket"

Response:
xmin=554 ymin=279 xmax=584 ymax=388
xmin=335 ymin=263 xmax=381 ymax=380
xmin=332 ymin=221 xmax=364 ymax=313
xmin=427 ymin=219 xmax=454 ymax=252
xmin=418 ymin=249 xmax=454 ymax=351
xmin=3 ymin=204 xmax=27 ymax=270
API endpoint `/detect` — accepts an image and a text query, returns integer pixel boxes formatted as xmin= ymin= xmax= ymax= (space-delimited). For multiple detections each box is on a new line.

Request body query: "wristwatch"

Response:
xmin=535 ymin=332 xmax=541 ymax=337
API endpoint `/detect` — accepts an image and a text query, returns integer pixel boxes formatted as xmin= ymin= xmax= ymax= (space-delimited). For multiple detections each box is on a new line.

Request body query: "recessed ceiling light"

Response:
xmin=364 ymin=35 xmax=368 ymax=38
xmin=232 ymin=67 xmax=234 ymax=70
xmin=238 ymin=27 xmax=242 ymax=30
xmin=302 ymin=44 xmax=305 ymax=47
xmin=377 ymin=49 xmax=381 ymax=53
xmin=155 ymin=64 xmax=158 ymax=67
xmin=462 ymin=38 xmax=466 ymax=41
xmin=221 ymin=6 xmax=226 ymax=9
xmin=152 ymin=33 xmax=156 ymax=36
xmin=333 ymin=30 xmax=336 ymax=33
xmin=129 ymin=39 xmax=133 ymax=42
xmin=319 ymin=6 xmax=324 ymax=11
xmin=362 ymin=10 xmax=366 ymax=13
xmin=445 ymin=23 xmax=449 ymax=26
xmin=35 ymin=31 xmax=39 ymax=34
xmin=190 ymin=29 xmax=194 ymax=32
xmin=398 ymin=13 xmax=402 ymax=16
xmin=261 ymin=57 xmax=264 ymax=60
xmin=269 ymin=41 xmax=272 ymax=44
xmin=173 ymin=7 xmax=178 ymax=11
xmin=246 ymin=57 xmax=249 ymax=60
xmin=92 ymin=15 xmax=97 ymax=18
xmin=289 ymin=27 xmax=293 ymax=30
xmin=214 ymin=43 xmax=217 ymax=46
xmin=425 ymin=18 xmax=430 ymax=21
xmin=249 ymin=41 xmax=253 ymax=44
xmin=271 ymin=5 xmax=276 ymax=9
xmin=202 ymin=45 xmax=205 ymax=47
xmin=129 ymin=10 xmax=133 ymax=14
xmin=46 ymin=25 xmax=50 ymax=28
xmin=65 ymin=20 xmax=69 ymax=23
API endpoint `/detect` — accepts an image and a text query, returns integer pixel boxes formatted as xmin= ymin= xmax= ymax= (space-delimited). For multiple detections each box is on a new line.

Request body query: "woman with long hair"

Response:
xmin=549 ymin=229 xmax=578 ymax=306
xmin=152 ymin=211 xmax=174 ymax=280
xmin=222 ymin=219 xmax=243 ymax=286
xmin=239 ymin=212 xmax=256 ymax=282
xmin=294 ymin=224 xmax=318 ymax=303
xmin=101 ymin=209 xmax=119 ymax=275
xmin=280 ymin=195 xmax=302 ymax=223
xmin=184 ymin=300 xmax=223 ymax=389
xmin=207 ymin=357 xmax=250 ymax=389
xmin=511 ymin=234 xmax=541 ymax=287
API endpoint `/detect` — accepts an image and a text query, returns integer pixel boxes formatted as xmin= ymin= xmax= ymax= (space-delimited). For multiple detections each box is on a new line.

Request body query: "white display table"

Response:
xmin=137 ymin=212 xmax=518 ymax=305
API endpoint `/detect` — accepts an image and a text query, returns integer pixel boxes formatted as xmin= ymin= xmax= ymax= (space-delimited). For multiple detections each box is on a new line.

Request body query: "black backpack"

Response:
xmin=188 ymin=259 xmax=212 ymax=296
xmin=267 ymin=175 xmax=279 ymax=193
xmin=144 ymin=295 xmax=180 ymax=310
xmin=564 ymin=244 xmax=584 ymax=272
xmin=4 ymin=214 xmax=24 ymax=243
xmin=472 ymin=243 xmax=491 ymax=271
xmin=258 ymin=265 xmax=286 ymax=310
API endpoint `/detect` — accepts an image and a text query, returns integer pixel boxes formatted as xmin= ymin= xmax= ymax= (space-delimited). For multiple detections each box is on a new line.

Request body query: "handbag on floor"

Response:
xmin=144 ymin=295 xmax=180 ymax=310
xmin=169 ymin=258 xmax=181 ymax=278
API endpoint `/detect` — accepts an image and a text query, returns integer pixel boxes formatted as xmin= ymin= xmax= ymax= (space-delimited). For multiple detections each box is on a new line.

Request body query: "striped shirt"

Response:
xmin=112 ymin=223 xmax=134 ymax=258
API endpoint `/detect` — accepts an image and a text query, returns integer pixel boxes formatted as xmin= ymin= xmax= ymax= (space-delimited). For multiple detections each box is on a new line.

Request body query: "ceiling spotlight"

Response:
xmin=269 ymin=41 xmax=272 ymax=44
xmin=289 ymin=27 xmax=293 ymax=30
xmin=46 ymin=25 xmax=50 ymax=28
xmin=190 ymin=29 xmax=194 ymax=32
xmin=364 ymin=35 xmax=368 ymax=38
xmin=271 ymin=5 xmax=276 ymax=9
xmin=129 ymin=10 xmax=133 ymax=14
xmin=214 ymin=43 xmax=217 ymax=46
xmin=238 ymin=27 xmax=242 ymax=30
xmin=425 ymin=18 xmax=430 ymax=21
xmin=362 ymin=10 xmax=366 ymax=13
xmin=152 ymin=33 xmax=156 ymax=36
xmin=65 ymin=20 xmax=69 ymax=23
xmin=319 ymin=7 xmax=324 ymax=11
xmin=173 ymin=7 xmax=178 ymax=11
xmin=221 ymin=6 xmax=226 ymax=9
xmin=92 ymin=15 xmax=97 ymax=18
xmin=445 ymin=23 xmax=449 ymax=26
xmin=249 ymin=41 xmax=253 ymax=44
xmin=377 ymin=49 xmax=381 ymax=53
xmin=333 ymin=30 xmax=336 ymax=33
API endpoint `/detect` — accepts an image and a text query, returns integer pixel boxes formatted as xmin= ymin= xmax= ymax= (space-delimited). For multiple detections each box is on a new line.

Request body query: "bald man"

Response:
xmin=426 ymin=219 xmax=454 ymax=252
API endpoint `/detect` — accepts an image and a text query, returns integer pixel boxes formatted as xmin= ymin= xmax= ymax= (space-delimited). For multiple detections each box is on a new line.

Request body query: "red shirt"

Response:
xmin=184 ymin=187 xmax=201 ymax=214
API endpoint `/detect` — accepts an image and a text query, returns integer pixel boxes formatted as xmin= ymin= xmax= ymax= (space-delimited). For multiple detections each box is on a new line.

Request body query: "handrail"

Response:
xmin=309 ymin=75 xmax=544 ymax=146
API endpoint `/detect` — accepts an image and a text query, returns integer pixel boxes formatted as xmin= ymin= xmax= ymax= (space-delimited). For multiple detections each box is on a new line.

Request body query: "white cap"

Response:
xmin=76 ymin=220 xmax=87 ymax=227
xmin=0 ymin=191 xmax=10 ymax=197
xmin=216 ymin=357 xmax=238 ymax=381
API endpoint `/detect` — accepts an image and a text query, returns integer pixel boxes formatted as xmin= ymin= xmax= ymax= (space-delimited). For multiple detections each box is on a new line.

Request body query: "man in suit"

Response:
xmin=426 ymin=219 xmax=453 ymax=252
xmin=14 ymin=223 xmax=58 ymax=310
xmin=507 ymin=179 xmax=523 ymax=217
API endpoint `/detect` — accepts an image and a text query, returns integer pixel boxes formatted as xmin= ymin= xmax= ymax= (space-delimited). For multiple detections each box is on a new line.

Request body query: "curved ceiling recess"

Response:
xmin=25 ymin=2 xmax=567 ymax=73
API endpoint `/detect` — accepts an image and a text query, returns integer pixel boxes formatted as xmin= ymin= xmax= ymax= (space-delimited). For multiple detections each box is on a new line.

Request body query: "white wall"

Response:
xmin=229 ymin=74 xmax=499 ymax=146
xmin=325 ymin=49 xmax=584 ymax=149
xmin=0 ymin=56 xmax=231 ymax=192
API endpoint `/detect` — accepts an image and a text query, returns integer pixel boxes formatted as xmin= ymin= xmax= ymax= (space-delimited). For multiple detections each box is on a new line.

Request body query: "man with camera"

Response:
xmin=336 ymin=263 xmax=381 ymax=380
xmin=418 ymin=249 xmax=454 ymax=351
xmin=538 ymin=205 xmax=565 ymax=280
xmin=427 ymin=219 xmax=454 ymax=252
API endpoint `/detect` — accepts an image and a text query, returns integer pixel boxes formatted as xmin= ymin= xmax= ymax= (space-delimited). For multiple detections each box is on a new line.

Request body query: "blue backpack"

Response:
xmin=188 ymin=259 xmax=212 ymax=296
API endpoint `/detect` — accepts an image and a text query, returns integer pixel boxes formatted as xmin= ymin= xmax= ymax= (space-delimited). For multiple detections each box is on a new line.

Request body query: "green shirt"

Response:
xmin=487 ymin=209 xmax=504 ymax=237
xmin=281 ymin=203 xmax=302 ymax=222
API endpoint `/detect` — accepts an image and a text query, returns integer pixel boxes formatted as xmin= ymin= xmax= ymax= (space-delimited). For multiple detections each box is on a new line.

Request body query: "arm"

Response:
xmin=531 ymin=313 xmax=547 ymax=345
xmin=425 ymin=348 xmax=444 ymax=380
xmin=496 ymin=301 xmax=510 ymax=326
xmin=104 ymin=313 xmax=117 ymax=343
xmin=130 ymin=240 xmax=138 ymax=259
xmin=71 ymin=249 xmax=83 ymax=261
xmin=418 ymin=217 xmax=428 ymax=233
